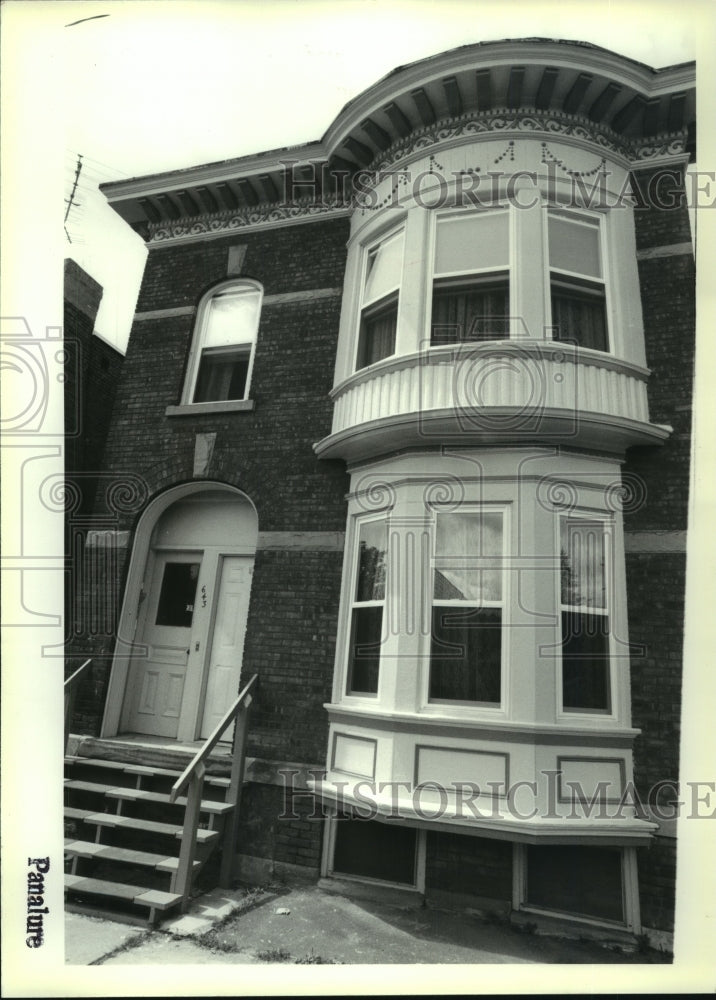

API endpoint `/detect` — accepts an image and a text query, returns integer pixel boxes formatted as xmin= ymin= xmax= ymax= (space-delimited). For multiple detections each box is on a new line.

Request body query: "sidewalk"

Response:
xmin=65 ymin=883 xmax=669 ymax=967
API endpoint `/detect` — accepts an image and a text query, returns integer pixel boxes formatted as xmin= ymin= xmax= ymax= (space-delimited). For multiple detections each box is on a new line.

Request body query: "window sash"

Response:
xmin=194 ymin=346 xmax=251 ymax=403
xmin=429 ymin=510 xmax=504 ymax=705
xmin=357 ymin=297 xmax=397 ymax=370
xmin=551 ymin=281 xmax=608 ymax=353
xmin=347 ymin=520 xmax=387 ymax=697
xmin=560 ymin=518 xmax=611 ymax=712
xmin=431 ymin=278 xmax=510 ymax=345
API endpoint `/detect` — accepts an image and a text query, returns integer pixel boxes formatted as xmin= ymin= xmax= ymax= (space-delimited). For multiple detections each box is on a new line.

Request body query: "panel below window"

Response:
xmin=333 ymin=815 xmax=417 ymax=885
xmin=429 ymin=605 xmax=501 ymax=703
xmin=194 ymin=347 xmax=250 ymax=402
xmin=561 ymin=611 xmax=610 ymax=712
xmin=526 ymin=844 xmax=624 ymax=923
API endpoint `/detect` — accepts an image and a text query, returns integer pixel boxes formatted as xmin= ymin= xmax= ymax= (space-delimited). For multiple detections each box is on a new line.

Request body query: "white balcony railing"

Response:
xmin=315 ymin=341 xmax=669 ymax=461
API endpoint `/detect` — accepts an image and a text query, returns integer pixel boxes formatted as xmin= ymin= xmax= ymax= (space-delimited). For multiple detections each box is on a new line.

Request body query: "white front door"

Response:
xmin=200 ymin=556 xmax=253 ymax=739
xmin=122 ymin=552 xmax=202 ymax=738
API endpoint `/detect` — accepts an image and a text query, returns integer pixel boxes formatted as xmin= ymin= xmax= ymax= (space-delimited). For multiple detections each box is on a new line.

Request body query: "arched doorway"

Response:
xmin=102 ymin=484 xmax=257 ymax=742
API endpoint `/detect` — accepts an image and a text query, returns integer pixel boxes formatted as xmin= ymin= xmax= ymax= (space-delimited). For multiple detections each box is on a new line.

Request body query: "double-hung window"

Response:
xmin=560 ymin=517 xmax=611 ymax=713
xmin=431 ymin=210 xmax=510 ymax=346
xmin=548 ymin=211 xmax=608 ymax=352
xmin=184 ymin=281 xmax=262 ymax=404
xmin=429 ymin=510 xmax=504 ymax=704
xmin=346 ymin=519 xmax=387 ymax=696
xmin=356 ymin=230 xmax=404 ymax=370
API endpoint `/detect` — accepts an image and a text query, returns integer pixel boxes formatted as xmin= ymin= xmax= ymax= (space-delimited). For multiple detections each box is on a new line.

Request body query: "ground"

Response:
xmin=65 ymin=883 xmax=670 ymax=967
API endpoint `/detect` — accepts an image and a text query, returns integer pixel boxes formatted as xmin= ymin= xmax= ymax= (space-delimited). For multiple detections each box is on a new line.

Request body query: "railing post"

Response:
xmin=174 ymin=762 xmax=205 ymax=910
xmin=219 ymin=695 xmax=252 ymax=889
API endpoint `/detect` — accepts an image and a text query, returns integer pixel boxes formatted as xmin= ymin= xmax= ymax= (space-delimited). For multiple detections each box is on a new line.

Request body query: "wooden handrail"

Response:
xmin=169 ymin=673 xmax=258 ymax=804
xmin=64 ymin=658 xmax=92 ymax=689
xmin=64 ymin=659 xmax=91 ymax=751
xmin=169 ymin=673 xmax=258 ymax=909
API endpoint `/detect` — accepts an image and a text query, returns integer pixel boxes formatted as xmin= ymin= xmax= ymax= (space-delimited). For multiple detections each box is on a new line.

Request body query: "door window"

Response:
xmin=155 ymin=561 xmax=201 ymax=628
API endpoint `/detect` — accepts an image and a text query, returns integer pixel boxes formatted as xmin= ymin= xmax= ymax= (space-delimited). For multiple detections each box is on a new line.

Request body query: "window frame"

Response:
xmin=429 ymin=207 xmax=511 ymax=347
xmin=344 ymin=514 xmax=389 ymax=699
xmin=181 ymin=279 xmax=263 ymax=406
xmin=557 ymin=512 xmax=615 ymax=718
xmin=426 ymin=504 xmax=508 ymax=710
xmin=546 ymin=208 xmax=611 ymax=354
xmin=354 ymin=227 xmax=405 ymax=371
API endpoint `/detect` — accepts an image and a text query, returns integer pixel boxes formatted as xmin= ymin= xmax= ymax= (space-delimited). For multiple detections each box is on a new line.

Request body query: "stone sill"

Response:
xmin=165 ymin=399 xmax=255 ymax=416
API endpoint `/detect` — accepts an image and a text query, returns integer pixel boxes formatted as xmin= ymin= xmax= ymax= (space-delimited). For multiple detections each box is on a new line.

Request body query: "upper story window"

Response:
xmin=431 ymin=210 xmax=510 ymax=346
xmin=560 ymin=516 xmax=611 ymax=713
xmin=346 ymin=518 xmax=387 ymax=696
xmin=356 ymin=230 xmax=404 ymax=370
xmin=430 ymin=509 xmax=504 ymax=705
xmin=548 ymin=211 xmax=608 ymax=352
xmin=183 ymin=281 xmax=262 ymax=404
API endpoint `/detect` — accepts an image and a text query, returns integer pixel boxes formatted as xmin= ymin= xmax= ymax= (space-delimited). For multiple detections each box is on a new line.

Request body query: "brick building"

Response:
xmin=65 ymin=39 xmax=695 ymax=949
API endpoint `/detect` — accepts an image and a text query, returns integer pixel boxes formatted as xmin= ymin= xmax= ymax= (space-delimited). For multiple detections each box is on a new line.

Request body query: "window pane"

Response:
xmin=548 ymin=214 xmax=602 ymax=278
xmin=560 ymin=520 xmax=605 ymax=608
xmin=364 ymin=231 xmax=404 ymax=305
xmin=204 ymin=287 xmax=261 ymax=349
xmin=526 ymin=845 xmax=624 ymax=922
xmin=155 ymin=562 xmax=200 ymax=628
xmin=347 ymin=606 xmax=382 ymax=694
xmin=431 ymin=280 xmax=509 ymax=344
xmin=561 ymin=611 xmax=610 ymax=711
xmin=194 ymin=349 xmax=250 ymax=402
xmin=434 ymin=512 xmax=503 ymax=602
xmin=430 ymin=606 xmax=501 ymax=702
xmin=551 ymin=286 xmax=607 ymax=352
xmin=435 ymin=212 xmax=509 ymax=275
xmin=358 ymin=301 xmax=397 ymax=369
xmin=356 ymin=521 xmax=387 ymax=601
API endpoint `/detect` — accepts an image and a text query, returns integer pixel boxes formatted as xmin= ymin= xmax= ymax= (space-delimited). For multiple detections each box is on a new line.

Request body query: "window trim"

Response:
xmin=425 ymin=503 xmax=509 ymax=711
xmin=557 ymin=512 xmax=615 ymax=719
xmin=181 ymin=278 xmax=263 ymax=406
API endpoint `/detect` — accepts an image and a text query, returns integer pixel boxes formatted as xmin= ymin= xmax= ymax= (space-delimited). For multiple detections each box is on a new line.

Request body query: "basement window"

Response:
xmin=183 ymin=280 xmax=262 ymax=405
xmin=332 ymin=814 xmax=417 ymax=886
xmin=524 ymin=844 xmax=625 ymax=924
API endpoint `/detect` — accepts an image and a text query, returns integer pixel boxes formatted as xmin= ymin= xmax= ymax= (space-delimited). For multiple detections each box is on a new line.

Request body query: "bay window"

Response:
xmin=548 ymin=211 xmax=608 ymax=352
xmin=431 ymin=210 xmax=510 ymax=345
xmin=356 ymin=229 xmax=404 ymax=369
xmin=560 ymin=517 xmax=611 ymax=713
xmin=346 ymin=519 xmax=387 ymax=696
xmin=429 ymin=510 xmax=504 ymax=704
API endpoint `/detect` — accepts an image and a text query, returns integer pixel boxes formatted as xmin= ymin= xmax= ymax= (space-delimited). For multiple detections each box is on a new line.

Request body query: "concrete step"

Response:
xmin=65 ymin=779 xmax=232 ymax=814
xmin=64 ymin=838 xmax=200 ymax=874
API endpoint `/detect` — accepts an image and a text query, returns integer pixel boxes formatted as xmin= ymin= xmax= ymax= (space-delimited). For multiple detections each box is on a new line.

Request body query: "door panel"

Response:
xmin=200 ymin=556 xmax=253 ymax=739
xmin=123 ymin=553 xmax=201 ymax=737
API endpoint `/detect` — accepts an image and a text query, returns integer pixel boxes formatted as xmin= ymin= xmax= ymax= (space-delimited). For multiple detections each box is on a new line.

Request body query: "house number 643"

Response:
xmin=201 ymin=585 xmax=207 ymax=608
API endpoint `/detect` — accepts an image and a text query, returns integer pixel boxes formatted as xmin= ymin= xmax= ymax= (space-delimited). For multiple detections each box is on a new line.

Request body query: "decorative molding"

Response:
xmin=361 ymin=108 xmax=688 ymax=180
xmin=147 ymin=198 xmax=351 ymax=246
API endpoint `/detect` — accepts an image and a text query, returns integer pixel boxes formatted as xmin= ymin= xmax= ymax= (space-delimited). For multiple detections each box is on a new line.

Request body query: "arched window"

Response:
xmin=183 ymin=280 xmax=262 ymax=404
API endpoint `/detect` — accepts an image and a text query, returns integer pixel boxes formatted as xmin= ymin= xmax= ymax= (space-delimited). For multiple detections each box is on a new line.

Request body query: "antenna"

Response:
xmin=64 ymin=154 xmax=83 ymax=244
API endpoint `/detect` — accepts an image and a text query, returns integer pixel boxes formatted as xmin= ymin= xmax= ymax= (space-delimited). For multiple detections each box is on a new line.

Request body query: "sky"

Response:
xmin=11 ymin=0 xmax=706 ymax=350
